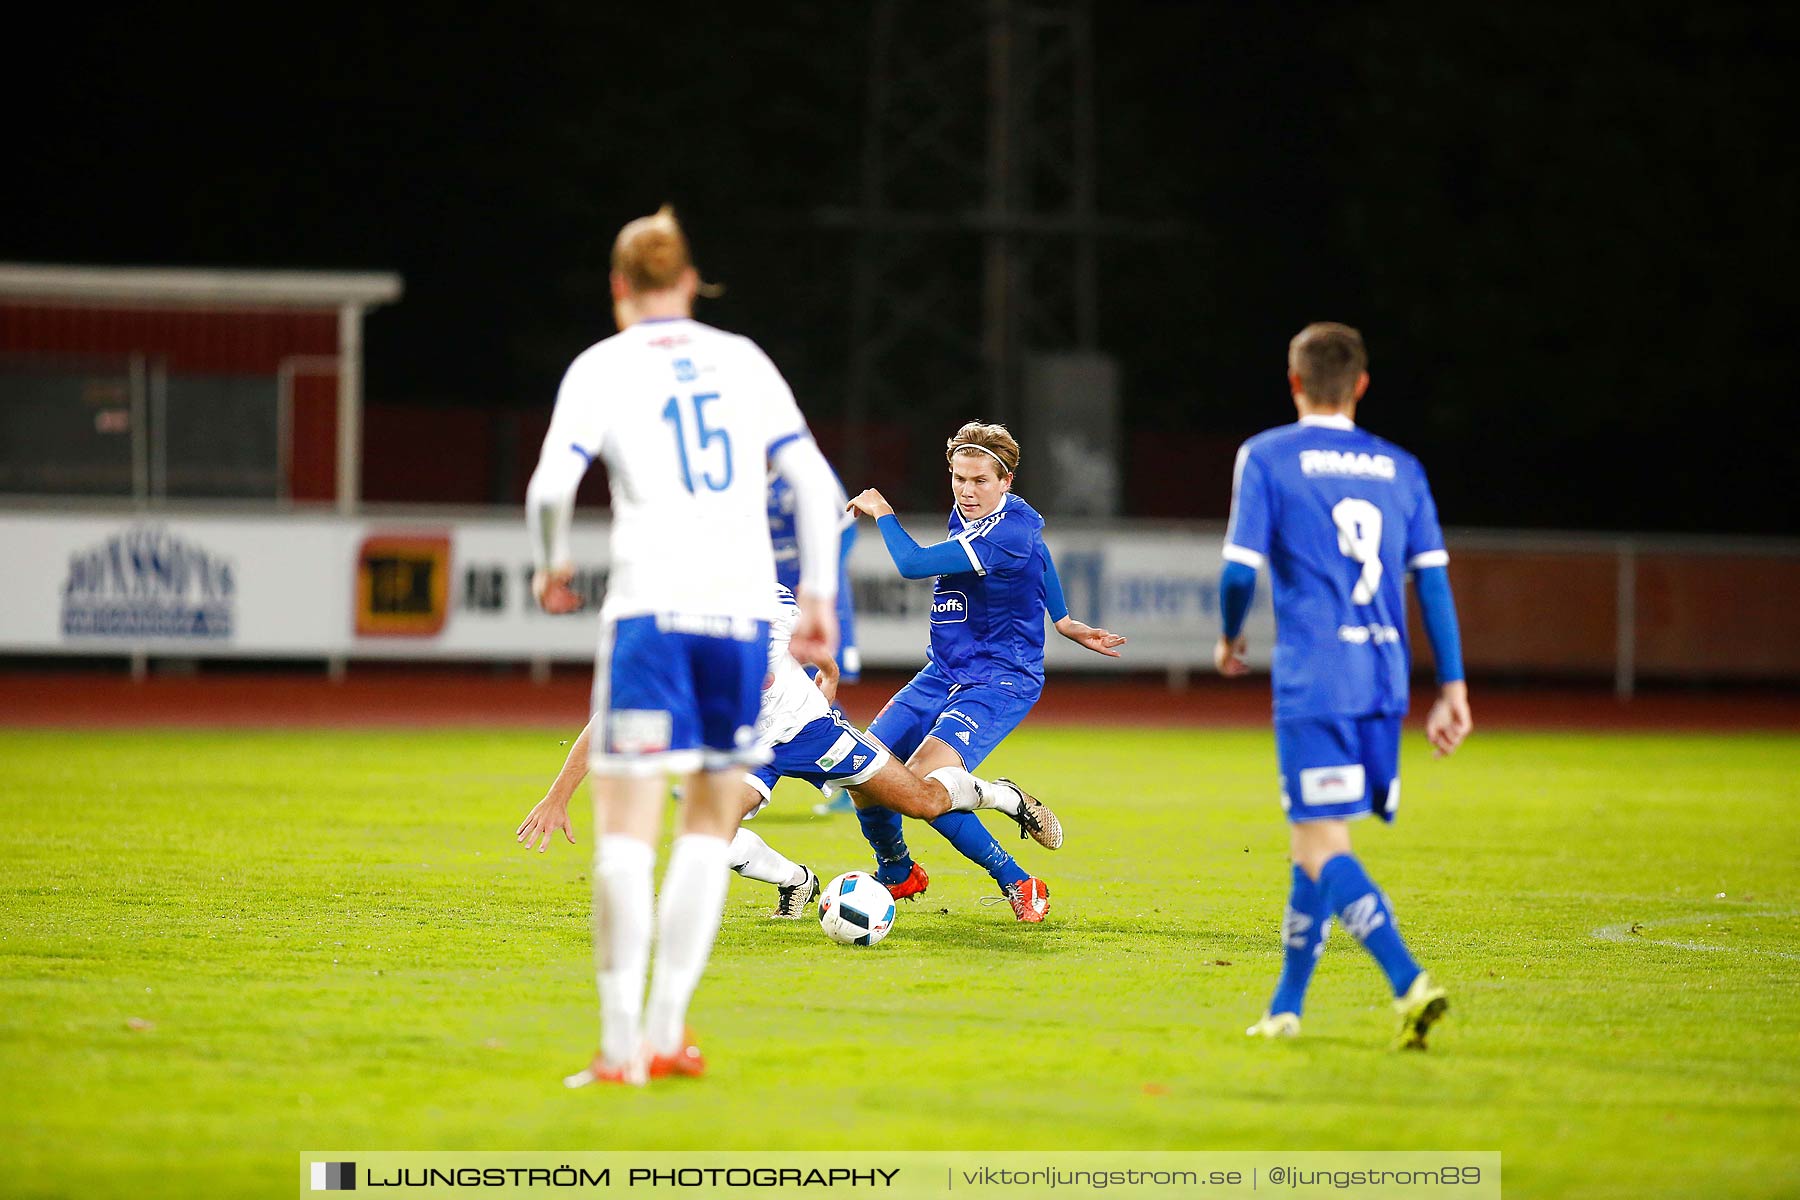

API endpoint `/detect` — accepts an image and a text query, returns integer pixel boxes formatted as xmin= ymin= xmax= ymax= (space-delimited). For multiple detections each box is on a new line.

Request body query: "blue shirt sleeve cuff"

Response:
xmin=876 ymin=514 xmax=972 ymax=579
xmin=1220 ymin=560 xmax=1257 ymax=639
xmin=1041 ymin=547 xmax=1070 ymax=623
xmin=1413 ymin=565 xmax=1465 ymax=684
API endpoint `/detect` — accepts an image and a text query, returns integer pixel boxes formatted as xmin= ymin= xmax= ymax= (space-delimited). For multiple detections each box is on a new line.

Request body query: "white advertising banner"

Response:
xmin=0 ymin=511 xmax=1274 ymax=668
xmin=0 ymin=512 xmax=352 ymax=657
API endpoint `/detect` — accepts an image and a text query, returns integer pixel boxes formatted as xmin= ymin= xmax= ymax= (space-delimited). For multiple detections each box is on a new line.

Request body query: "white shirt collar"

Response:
xmin=954 ymin=491 xmax=1009 ymax=530
xmin=1298 ymin=413 xmax=1355 ymax=430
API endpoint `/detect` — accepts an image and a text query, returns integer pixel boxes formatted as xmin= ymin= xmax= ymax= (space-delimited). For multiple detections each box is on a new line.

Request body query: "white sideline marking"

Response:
xmin=1591 ymin=909 xmax=1800 ymax=962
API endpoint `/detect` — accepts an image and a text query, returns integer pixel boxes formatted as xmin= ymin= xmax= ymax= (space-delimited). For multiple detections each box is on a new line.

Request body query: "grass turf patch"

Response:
xmin=1 ymin=726 xmax=1796 ymax=1198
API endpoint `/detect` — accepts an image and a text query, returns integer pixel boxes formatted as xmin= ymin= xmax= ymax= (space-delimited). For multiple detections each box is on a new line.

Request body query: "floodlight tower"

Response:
xmin=821 ymin=0 xmax=1105 ymax=500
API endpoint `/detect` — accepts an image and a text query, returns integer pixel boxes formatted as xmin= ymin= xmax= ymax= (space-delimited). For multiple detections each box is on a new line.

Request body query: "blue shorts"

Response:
xmin=867 ymin=662 xmax=1041 ymax=772
xmin=590 ymin=613 xmax=771 ymax=777
xmin=1275 ymin=713 xmax=1403 ymax=824
xmin=745 ymin=709 xmax=890 ymax=810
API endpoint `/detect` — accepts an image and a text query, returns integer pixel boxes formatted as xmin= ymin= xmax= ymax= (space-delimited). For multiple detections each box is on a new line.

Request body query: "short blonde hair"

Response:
xmin=611 ymin=205 xmax=693 ymax=294
xmin=945 ymin=420 xmax=1019 ymax=476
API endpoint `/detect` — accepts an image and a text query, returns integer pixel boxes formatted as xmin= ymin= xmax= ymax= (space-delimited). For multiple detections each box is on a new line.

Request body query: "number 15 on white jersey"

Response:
xmin=528 ymin=317 xmax=811 ymax=623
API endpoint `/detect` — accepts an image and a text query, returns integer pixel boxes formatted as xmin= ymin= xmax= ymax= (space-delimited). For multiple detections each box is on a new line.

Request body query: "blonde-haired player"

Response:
xmin=526 ymin=206 xmax=842 ymax=1086
xmin=844 ymin=421 xmax=1126 ymax=921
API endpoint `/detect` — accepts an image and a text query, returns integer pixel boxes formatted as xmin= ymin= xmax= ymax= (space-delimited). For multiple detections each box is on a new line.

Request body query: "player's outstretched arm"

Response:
xmin=851 ymin=492 xmax=988 ymax=580
xmin=844 ymin=487 xmax=894 ymax=520
xmin=515 ymin=717 xmax=594 ymax=851
xmin=1041 ymin=546 xmax=1125 ymax=656
xmin=1056 ymin=616 xmax=1127 ymax=658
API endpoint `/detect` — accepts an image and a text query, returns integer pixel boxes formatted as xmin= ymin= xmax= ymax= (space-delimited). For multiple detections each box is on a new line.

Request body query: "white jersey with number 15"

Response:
xmin=538 ymin=316 xmax=811 ymax=623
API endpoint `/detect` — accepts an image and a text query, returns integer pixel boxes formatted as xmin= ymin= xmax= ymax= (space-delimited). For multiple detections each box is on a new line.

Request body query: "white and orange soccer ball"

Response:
xmin=817 ymin=871 xmax=896 ymax=946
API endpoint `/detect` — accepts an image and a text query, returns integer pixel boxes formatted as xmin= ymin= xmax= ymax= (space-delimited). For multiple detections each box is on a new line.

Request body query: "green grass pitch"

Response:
xmin=2 ymin=725 xmax=1797 ymax=1198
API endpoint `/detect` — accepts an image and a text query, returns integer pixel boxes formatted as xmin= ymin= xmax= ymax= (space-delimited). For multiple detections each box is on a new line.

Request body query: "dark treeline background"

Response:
xmin=8 ymin=1 xmax=1795 ymax=532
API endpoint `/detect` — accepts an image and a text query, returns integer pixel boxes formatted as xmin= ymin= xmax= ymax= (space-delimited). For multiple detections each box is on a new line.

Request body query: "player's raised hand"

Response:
xmin=844 ymin=488 xmax=894 ymax=520
xmin=1214 ymin=633 xmax=1250 ymax=677
xmin=1425 ymin=680 xmax=1473 ymax=758
xmin=1056 ymin=616 xmax=1127 ymax=658
xmin=789 ymin=590 xmax=840 ymax=668
xmin=532 ymin=565 xmax=583 ymax=614
xmin=807 ymin=652 xmax=841 ymax=705
xmin=516 ymin=794 xmax=576 ymax=852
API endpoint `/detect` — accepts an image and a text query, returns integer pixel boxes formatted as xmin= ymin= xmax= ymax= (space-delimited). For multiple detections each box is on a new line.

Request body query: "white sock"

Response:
xmin=986 ymin=784 xmax=1029 ymax=820
xmin=593 ymin=835 xmax=655 ymax=1069
xmin=978 ymin=775 xmax=1024 ymax=816
xmin=927 ymin=766 xmax=982 ymax=812
xmin=643 ymin=833 xmax=731 ymax=1057
xmin=728 ymin=826 xmax=807 ymax=888
xmin=928 ymin=767 xmax=1022 ymax=816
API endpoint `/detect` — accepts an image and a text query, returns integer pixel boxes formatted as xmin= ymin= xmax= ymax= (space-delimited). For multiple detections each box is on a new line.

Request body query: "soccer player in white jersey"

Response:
xmin=525 ymin=206 xmax=843 ymax=1087
xmin=517 ymin=585 xmax=1058 ymax=919
xmin=1216 ymin=322 xmax=1472 ymax=1049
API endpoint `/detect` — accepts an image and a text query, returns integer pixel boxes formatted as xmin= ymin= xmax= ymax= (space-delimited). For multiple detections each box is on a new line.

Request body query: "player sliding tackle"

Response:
xmin=1217 ymin=322 xmax=1472 ymax=1050
xmin=844 ymin=422 xmax=1126 ymax=922
xmin=517 ymin=586 xmax=1062 ymax=919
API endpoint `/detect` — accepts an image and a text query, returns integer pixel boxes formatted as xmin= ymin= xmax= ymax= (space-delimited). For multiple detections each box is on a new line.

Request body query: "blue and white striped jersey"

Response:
xmin=767 ymin=470 xmax=861 ymax=678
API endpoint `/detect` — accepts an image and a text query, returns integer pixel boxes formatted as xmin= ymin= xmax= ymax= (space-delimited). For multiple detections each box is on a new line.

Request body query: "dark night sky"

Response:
xmin=7 ymin=1 xmax=1796 ymax=533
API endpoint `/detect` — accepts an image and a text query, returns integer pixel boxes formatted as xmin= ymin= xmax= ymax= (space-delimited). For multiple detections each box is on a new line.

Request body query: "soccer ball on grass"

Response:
xmin=818 ymin=871 xmax=896 ymax=946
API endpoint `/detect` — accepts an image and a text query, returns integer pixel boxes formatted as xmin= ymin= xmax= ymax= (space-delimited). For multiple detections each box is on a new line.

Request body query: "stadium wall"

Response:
xmin=0 ymin=508 xmax=1793 ymax=686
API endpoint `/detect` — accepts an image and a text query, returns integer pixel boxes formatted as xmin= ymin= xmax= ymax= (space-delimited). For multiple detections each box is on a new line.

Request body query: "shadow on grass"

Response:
xmin=898 ymin=915 xmax=1076 ymax=954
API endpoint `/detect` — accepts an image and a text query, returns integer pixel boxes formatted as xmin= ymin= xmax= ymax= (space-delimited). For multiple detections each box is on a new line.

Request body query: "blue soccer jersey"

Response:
xmin=1223 ymin=414 xmax=1448 ymax=721
xmin=768 ymin=471 xmax=860 ymax=676
xmin=768 ymin=470 xmax=851 ymax=591
xmin=927 ymin=493 xmax=1051 ymax=686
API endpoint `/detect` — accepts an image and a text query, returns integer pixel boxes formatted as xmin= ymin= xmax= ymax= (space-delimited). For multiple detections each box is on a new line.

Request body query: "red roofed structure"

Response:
xmin=1 ymin=264 xmax=401 ymax=509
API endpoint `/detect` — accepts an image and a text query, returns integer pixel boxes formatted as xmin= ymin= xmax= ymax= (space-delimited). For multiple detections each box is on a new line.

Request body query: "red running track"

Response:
xmin=1 ymin=668 xmax=1795 ymax=733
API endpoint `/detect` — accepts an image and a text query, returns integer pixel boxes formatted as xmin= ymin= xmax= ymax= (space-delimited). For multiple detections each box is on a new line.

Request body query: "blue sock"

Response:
xmin=1317 ymin=854 xmax=1421 ymax=997
xmin=855 ymin=804 xmax=913 ymax=885
xmin=927 ymin=811 xmax=1028 ymax=887
xmin=1268 ymin=864 xmax=1332 ymax=1017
